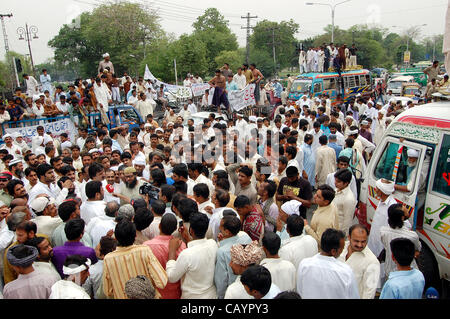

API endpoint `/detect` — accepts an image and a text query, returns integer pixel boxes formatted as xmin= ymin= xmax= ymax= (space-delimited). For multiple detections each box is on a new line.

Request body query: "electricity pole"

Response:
xmin=241 ymin=12 xmax=258 ymax=65
xmin=0 ymin=13 xmax=15 ymax=92
xmin=265 ymin=26 xmax=281 ymax=77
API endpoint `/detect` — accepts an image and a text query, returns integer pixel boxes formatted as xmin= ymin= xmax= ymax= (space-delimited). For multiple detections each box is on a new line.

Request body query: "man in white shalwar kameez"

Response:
xmin=298 ymin=49 xmax=306 ymax=74
xmin=135 ymin=93 xmax=155 ymax=120
xmin=315 ymin=136 xmax=337 ymax=186
xmin=24 ymin=74 xmax=40 ymax=97
xmin=93 ymin=78 xmax=111 ymax=125
xmin=338 ymin=224 xmax=380 ymax=299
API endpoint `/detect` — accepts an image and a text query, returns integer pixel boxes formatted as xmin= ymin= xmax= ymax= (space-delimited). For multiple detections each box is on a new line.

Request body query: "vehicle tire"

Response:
xmin=417 ymin=242 xmax=441 ymax=294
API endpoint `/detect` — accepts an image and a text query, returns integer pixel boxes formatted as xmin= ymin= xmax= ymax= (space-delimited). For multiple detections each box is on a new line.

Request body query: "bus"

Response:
xmin=288 ymin=68 xmax=373 ymax=106
xmin=358 ymin=101 xmax=450 ymax=293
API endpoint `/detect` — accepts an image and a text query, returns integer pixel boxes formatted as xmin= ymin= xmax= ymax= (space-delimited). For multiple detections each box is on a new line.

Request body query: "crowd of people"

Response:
xmin=298 ymin=43 xmax=358 ymax=74
xmin=0 ymin=51 xmax=431 ymax=300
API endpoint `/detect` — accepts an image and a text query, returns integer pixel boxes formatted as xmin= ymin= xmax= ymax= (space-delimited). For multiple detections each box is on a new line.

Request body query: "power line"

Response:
xmin=241 ymin=13 xmax=258 ymax=64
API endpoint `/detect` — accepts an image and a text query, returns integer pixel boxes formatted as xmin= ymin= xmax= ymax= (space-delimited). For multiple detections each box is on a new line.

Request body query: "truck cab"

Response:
xmin=357 ymin=102 xmax=450 ymax=292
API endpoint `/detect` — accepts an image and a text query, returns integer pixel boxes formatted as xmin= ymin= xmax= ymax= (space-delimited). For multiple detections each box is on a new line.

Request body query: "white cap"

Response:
xmin=8 ymin=159 xmax=22 ymax=166
xmin=103 ymin=53 xmax=110 ymax=58
xmin=155 ymin=128 xmax=164 ymax=133
xmin=89 ymin=148 xmax=99 ymax=154
xmin=281 ymin=200 xmax=302 ymax=216
xmin=43 ymin=135 xmax=53 ymax=145
xmin=134 ymin=158 xmax=146 ymax=166
xmin=2 ymin=134 xmax=12 ymax=140
xmin=249 ymin=116 xmax=257 ymax=122
xmin=361 ymin=120 xmax=369 ymax=125
xmin=407 ymin=149 xmax=419 ymax=158
xmin=30 ymin=196 xmax=55 ymax=213
xmin=144 ymin=123 xmax=151 ymax=128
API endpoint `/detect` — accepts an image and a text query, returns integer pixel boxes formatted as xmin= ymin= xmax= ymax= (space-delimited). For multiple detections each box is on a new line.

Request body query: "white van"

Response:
xmin=357 ymin=101 xmax=450 ymax=292
xmin=387 ymin=75 xmax=415 ymax=96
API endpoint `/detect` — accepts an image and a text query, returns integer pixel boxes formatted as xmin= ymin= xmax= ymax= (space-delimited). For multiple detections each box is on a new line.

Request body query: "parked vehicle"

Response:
xmin=357 ymin=101 xmax=450 ymax=293
xmin=401 ymin=82 xmax=422 ymax=100
xmin=288 ymin=68 xmax=373 ymax=106
xmin=387 ymin=75 xmax=415 ymax=96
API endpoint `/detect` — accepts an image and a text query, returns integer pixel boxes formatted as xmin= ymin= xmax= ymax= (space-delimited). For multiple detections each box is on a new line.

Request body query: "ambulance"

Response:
xmin=357 ymin=101 xmax=450 ymax=294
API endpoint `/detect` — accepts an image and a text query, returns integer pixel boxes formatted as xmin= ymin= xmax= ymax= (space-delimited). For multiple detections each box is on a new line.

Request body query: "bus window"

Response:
xmin=355 ymin=76 xmax=360 ymax=87
xmin=313 ymin=82 xmax=322 ymax=93
xmin=374 ymin=142 xmax=409 ymax=184
xmin=323 ymin=78 xmax=336 ymax=90
xmin=365 ymin=75 xmax=371 ymax=87
xmin=359 ymin=75 xmax=366 ymax=86
xmin=343 ymin=76 xmax=349 ymax=89
xmin=348 ymin=76 xmax=356 ymax=88
xmin=432 ymin=134 xmax=450 ymax=197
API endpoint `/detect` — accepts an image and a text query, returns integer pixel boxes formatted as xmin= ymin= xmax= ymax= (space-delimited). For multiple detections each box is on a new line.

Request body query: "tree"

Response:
xmin=192 ymin=8 xmax=238 ymax=74
xmin=49 ymin=1 xmax=163 ymax=79
xmin=250 ymin=20 xmax=299 ymax=77
xmin=172 ymin=34 xmax=209 ymax=80
xmin=214 ymin=50 xmax=245 ymax=73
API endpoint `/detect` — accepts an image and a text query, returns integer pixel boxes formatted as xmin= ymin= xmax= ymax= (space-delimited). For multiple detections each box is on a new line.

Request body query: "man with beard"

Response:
xmin=0 ymin=134 xmax=22 ymax=160
xmin=113 ymin=167 xmax=146 ymax=206
xmin=133 ymin=158 xmax=146 ymax=179
xmin=104 ymin=169 xmax=120 ymax=204
xmin=6 ymin=179 xmax=28 ymax=201
xmin=24 ymin=236 xmax=61 ymax=282
xmin=24 ymin=153 xmax=39 ymax=170
xmin=9 ymin=159 xmax=27 ymax=184
xmin=50 ymin=157 xmax=65 ymax=178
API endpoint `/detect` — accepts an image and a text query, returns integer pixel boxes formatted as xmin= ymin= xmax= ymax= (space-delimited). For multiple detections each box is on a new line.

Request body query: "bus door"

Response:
xmin=364 ymin=136 xmax=428 ymax=228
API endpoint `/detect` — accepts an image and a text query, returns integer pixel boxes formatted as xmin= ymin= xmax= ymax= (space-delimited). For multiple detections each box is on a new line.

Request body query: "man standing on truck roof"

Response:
xmin=423 ymin=61 xmax=440 ymax=83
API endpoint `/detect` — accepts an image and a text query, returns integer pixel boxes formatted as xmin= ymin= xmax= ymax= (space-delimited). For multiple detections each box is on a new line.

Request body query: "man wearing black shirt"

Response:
xmin=276 ymin=166 xmax=313 ymax=218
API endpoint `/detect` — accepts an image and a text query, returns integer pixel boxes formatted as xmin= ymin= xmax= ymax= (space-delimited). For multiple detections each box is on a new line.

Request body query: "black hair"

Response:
xmin=319 ymin=135 xmax=328 ymax=145
xmin=221 ymin=215 xmax=241 ymax=236
xmin=334 ymin=168 xmax=352 ymax=184
xmin=160 ymin=213 xmax=178 ymax=235
xmin=390 ymin=237 xmax=416 ymax=267
xmin=6 ymin=179 xmax=24 ymax=196
xmin=274 ymin=291 xmax=302 ymax=299
xmin=320 ymin=228 xmax=345 ymax=254
xmin=234 ymin=195 xmax=250 ymax=209
xmin=173 ymin=181 xmax=188 ymax=194
xmin=36 ymin=163 xmax=53 ymax=179
xmin=240 ymin=265 xmax=271 ymax=297
xmin=99 ymin=236 xmax=117 ymax=256
xmin=318 ymin=184 xmax=335 ymax=204
xmin=193 ymin=183 xmax=209 ymax=199
xmin=263 ymin=180 xmax=277 ymax=198
xmin=387 ymin=204 xmax=405 ymax=229
xmin=85 ymin=180 xmax=102 ymax=200
xmin=178 ymin=198 xmax=198 ymax=222
xmin=215 ymin=178 xmax=230 ymax=192
xmin=286 ymin=166 xmax=299 ymax=178
xmin=285 ymin=146 xmax=297 ymax=159
xmin=262 ymin=232 xmax=281 ymax=255
xmin=150 ymin=200 xmax=166 ymax=216
xmin=286 ymin=215 xmax=305 ymax=236
xmin=239 ymin=166 xmax=253 ymax=178
xmin=150 ymin=169 xmax=167 ymax=187
xmin=64 ymin=218 xmax=85 ymax=241
xmin=58 ymin=200 xmax=78 ymax=222
xmin=160 ymin=184 xmax=176 ymax=202
xmin=88 ymin=163 xmax=104 ymax=179
xmin=337 ymin=156 xmax=350 ymax=164
xmin=134 ymin=207 xmax=154 ymax=231
xmin=114 ymin=220 xmax=137 ymax=247
xmin=189 ymin=212 xmax=209 ymax=238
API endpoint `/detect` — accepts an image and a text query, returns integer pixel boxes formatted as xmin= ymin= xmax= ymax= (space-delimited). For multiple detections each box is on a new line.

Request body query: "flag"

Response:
xmin=144 ymin=64 xmax=156 ymax=81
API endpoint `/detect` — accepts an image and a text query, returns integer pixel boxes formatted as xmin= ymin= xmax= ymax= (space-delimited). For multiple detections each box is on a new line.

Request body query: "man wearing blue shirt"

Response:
xmin=328 ymin=134 xmax=343 ymax=161
xmin=380 ymin=238 xmax=425 ymax=299
xmin=226 ymin=74 xmax=238 ymax=92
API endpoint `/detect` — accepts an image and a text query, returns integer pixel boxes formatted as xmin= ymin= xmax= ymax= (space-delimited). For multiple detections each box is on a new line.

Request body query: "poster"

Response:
xmin=5 ymin=118 xmax=77 ymax=146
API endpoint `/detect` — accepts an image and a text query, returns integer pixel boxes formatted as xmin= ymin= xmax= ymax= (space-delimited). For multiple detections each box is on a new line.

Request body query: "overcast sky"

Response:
xmin=0 ymin=0 xmax=448 ymax=64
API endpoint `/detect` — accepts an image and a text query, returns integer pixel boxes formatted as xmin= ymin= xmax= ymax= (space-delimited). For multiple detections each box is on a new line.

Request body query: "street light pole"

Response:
xmin=306 ymin=1 xmax=351 ymax=43
xmin=17 ymin=23 xmax=38 ymax=76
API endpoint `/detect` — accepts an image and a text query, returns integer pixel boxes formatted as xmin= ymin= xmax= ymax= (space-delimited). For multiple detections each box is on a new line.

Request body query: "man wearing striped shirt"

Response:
xmin=102 ymin=220 xmax=168 ymax=299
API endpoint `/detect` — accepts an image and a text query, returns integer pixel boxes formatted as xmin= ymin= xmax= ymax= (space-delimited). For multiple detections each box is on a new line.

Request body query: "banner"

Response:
xmin=191 ymin=83 xmax=211 ymax=97
xmin=6 ymin=118 xmax=77 ymax=146
xmin=229 ymin=84 xmax=256 ymax=111
xmin=164 ymin=84 xmax=193 ymax=99
xmin=144 ymin=64 xmax=157 ymax=82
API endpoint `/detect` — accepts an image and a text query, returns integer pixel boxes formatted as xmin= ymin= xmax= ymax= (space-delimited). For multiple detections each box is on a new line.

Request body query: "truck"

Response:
xmin=357 ymin=101 xmax=450 ymax=295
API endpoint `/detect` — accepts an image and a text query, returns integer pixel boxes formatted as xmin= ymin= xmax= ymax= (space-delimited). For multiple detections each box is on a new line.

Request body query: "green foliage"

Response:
xmin=192 ymin=8 xmax=238 ymax=74
xmin=214 ymin=50 xmax=245 ymax=73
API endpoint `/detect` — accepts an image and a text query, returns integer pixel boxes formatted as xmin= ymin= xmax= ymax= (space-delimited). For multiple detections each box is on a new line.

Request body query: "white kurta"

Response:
xmin=136 ymin=99 xmax=154 ymax=119
xmin=332 ymin=186 xmax=358 ymax=236
xmin=166 ymin=238 xmax=218 ymax=299
xmin=30 ymin=216 xmax=64 ymax=239
xmin=49 ymin=280 xmax=91 ymax=299
xmin=224 ymin=275 xmax=254 ymax=299
xmin=279 ymin=234 xmax=318 ymax=277
xmin=338 ymin=241 xmax=380 ymax=299
xmin=297 ymin=254 xmax=360 ymax=299
xmin=85 ymin=215 xmax=116 ymax=249
xmin=315 ymin=145 xmax=337 ymax=186
xmin=326 ymin=171 xmax=358 ymax=201
xmin=259 ymin=258 xmax=297 ymax=292
xmin=80 ymin=200 xmax=107 ymax=226
xmin=26 ymin=76 xmax=39 ymax=96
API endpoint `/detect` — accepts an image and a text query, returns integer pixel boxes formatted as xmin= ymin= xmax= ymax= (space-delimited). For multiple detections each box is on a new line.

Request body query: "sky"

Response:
xmin=0 ymin=0 xmax=448 ymax=64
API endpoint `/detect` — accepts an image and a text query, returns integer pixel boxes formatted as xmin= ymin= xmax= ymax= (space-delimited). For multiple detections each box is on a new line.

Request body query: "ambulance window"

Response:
xmin=313 ymin=82 xmax=322 ymax=93
xmin=374 ymin=142 xmax=409 ymax=184
xmin=432 ymin=134 xmax=450 ymax=197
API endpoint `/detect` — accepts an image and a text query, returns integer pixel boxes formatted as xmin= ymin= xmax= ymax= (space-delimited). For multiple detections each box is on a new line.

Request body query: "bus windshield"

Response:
xmin=291 ymin=80 xmax=312 ymax=94
xmin=388 ymin=81 xmax=403 ymax=89
xmin=404 ymin=88 xmax=419 ymax=95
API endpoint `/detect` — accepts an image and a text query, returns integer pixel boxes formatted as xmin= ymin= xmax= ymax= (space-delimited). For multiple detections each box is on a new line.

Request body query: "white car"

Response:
xmin=185 ymin=112 xmax=229 ymax=126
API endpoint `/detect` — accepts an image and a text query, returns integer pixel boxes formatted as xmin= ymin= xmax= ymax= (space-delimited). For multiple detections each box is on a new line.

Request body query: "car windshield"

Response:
xmin=404 ymin=88 xmax=419 ymax=95
xmin=388 ymin=81 xmax=403 ymax=89
xmin=291 ymin=80 xmax=312 ymax=94
xmin=119 ymin=109 xmax=138 ymax=121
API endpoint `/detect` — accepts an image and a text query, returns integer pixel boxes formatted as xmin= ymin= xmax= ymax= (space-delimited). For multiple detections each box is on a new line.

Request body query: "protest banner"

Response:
xmin=191 ymin=83 xmax=211 ymax=97
xmin=207 ymin=84 xmax=256 ymax=111
xmin=5 ymin=118 xmax=77 ymax=146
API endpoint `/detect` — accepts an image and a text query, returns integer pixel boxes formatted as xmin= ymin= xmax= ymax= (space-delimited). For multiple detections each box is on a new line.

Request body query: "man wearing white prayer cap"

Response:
xmin=98 ymin=52 xmax=114 ymax=75
xmin=394 ymin=148 xmax=429 ymax=211
xmin=367 ymin=178 xmax=402 ymax=289
xmin=49 ymin=255 xmax=91 ymax=299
